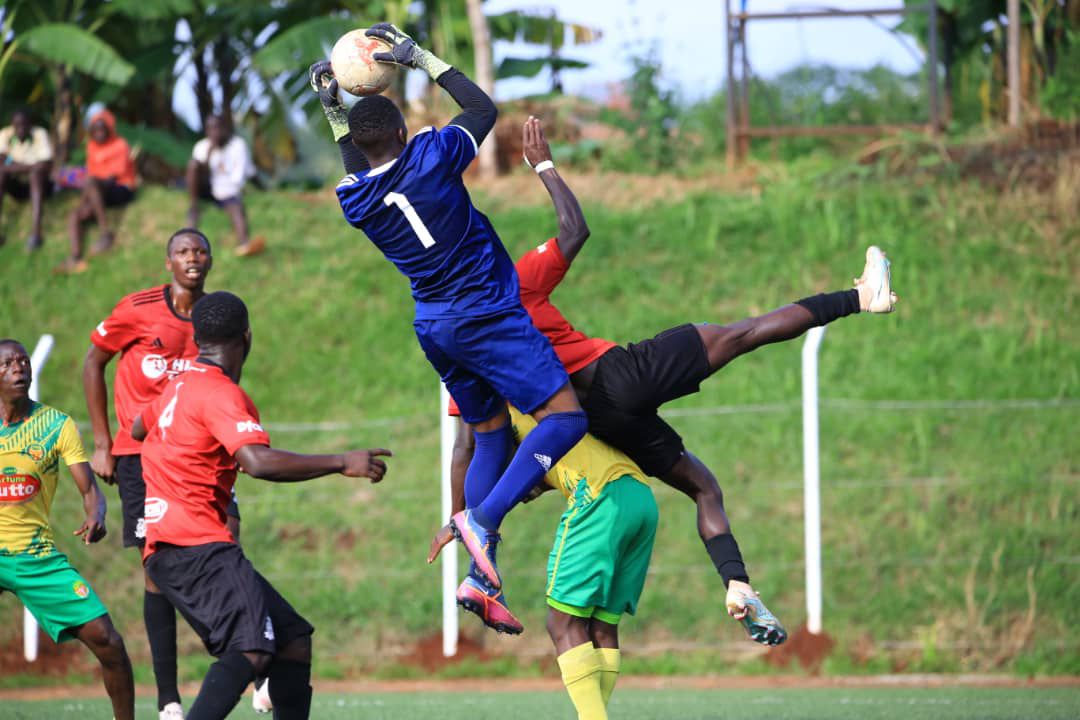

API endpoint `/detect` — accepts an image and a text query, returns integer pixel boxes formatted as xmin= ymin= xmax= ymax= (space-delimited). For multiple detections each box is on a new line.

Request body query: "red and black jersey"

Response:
xmin=90 ymin=285 xmax=199 ymax=456
xmin=139 ymin=361 xmax=270 ymax=559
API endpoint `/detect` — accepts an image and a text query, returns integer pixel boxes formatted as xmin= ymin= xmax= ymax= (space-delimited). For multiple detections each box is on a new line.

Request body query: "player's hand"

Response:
xmin=427 ymin=523 xmax=454 ymax=563
xmin=74 ymin=514 xmax=107 ymax=544
xmin=308 ymin=60 xmax=341 ymax=107
xmin=522 ymin=116 xmax=553 ymax=169
xmin=90 ymin=445 xmax=116 ymax=485
xmin=365 ymin=23 xmax=419 ymax=67
xmin=341 ymin=448 xmax=392 ymax=482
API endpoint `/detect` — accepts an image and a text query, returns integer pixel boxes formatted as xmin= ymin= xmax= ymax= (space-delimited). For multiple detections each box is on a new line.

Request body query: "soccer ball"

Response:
xmin=330 ymin=29 xmax=397 ymax=96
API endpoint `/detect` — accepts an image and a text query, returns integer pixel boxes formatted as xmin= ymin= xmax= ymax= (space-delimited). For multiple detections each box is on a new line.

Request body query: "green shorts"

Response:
xmin=0 ymin=550 xmax=109 ymax=642
xmin=546 ymin=475 xmax=658 ymax=624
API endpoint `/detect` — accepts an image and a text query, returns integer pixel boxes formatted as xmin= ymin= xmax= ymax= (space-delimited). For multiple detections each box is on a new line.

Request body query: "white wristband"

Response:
xmin=533 ymin=160 xmax=555 ymax=174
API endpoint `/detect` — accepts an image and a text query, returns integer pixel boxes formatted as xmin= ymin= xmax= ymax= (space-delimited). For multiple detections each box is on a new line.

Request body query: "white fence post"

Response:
xmin=440 ymin=384 xmax=459 ymax=657
xmin=802 ymin=326 xmax=825 ymax=636
xmin=24 ymin=334 xmax=55 ymax=662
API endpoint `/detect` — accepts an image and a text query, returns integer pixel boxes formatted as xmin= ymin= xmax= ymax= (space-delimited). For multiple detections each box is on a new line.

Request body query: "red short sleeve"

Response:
xmin=91 ymin=298 xmax=140 ymax=354
xmin=515 ymin=238 xmax=568 ymax=297
xmin=202 ymin=385 xmax=271 ymax=455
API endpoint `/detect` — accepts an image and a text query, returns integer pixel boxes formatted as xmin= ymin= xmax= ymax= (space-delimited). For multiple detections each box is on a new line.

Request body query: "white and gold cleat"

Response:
xmin=726 ymin=580 xmax=788 ymax=646
xmin=855 ymin=245 xmax=898 ymax=313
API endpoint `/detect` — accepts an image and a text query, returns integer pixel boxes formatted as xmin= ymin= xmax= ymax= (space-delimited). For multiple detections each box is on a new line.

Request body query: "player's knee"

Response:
xmin=82 ymin=616 xmax=128 ymax=665
xmin=545 ymin=608 xmax=574 ymax=644
xmin=277 ymin=634 xmax=312 ymax=664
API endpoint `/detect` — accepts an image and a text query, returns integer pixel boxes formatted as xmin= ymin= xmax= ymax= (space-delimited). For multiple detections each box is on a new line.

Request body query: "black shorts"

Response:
xmin=145 ymin=542 xmax=313 ymax=657
xmin=115 ymin=455 xmax=240 ymax=549
xmin=1 ymin=176 xmax=54 ymax=200
xmin=584 ymin=324 xmax=710 ymax=477
xmin=102 ymin=181 xmax=134 ymax=207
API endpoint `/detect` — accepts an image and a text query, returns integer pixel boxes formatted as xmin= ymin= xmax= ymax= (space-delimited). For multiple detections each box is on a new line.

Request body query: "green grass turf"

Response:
xmin=2 ymin=687 xmax=1079 ymax=719
xmin=0 ymin=159 xmax=1077 ymax=680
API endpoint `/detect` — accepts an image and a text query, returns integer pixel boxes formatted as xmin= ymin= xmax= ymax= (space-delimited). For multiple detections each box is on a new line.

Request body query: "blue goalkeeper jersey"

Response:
xmin=336 ymin=125 xmax=520 ymax=320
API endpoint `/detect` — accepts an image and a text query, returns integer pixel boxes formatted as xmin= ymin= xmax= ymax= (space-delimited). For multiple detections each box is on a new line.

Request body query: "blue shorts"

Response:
xmin=415 ymin=307 xmax=569 ymax=424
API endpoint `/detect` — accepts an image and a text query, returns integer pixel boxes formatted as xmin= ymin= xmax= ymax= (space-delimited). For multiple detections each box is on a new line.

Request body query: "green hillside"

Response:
xmin=1 ymin=162 xmax=1077 ymax=683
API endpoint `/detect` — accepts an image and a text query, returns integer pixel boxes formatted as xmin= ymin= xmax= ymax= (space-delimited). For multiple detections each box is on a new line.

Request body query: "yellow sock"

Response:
xmin=557 ymin=642 xmax=608 ymax=720
xmin=597 ymin=647 xmax=620 ymax=705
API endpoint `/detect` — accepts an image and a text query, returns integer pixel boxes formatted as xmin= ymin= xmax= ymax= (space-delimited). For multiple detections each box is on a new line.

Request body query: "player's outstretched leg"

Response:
xmin=697 ymin=245 xmax=897 ymax=374
xmin=265 ymin=635 xmax=313 ymax=720
xmin=548 ymin=610 xmax=607 ymax=720
xmin=144 ymin=582 xmax=184 ymax=719
xmin=75 ymin=614 xmax=135 ymax=720
xmin=186 ymin=652 xmax=263 ymax=720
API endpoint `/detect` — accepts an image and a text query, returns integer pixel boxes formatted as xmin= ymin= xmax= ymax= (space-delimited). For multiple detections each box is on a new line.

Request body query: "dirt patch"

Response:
xmin=765 ymin=624 xmax=836 ymax=672
xmin=399 ymin=632 xmax=492 ymax=672
xmin=0 ymin=633 xmax=90 ymax=678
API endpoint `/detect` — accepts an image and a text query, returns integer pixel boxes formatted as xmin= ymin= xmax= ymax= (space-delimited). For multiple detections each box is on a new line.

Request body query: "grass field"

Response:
xmin=0 ymin=157 xmax=1077 ymax=682
xmin=2 ymin=686 xmax=1079 ymax=719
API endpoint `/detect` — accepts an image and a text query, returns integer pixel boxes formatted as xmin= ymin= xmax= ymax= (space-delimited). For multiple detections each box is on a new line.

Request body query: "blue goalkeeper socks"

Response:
xmin=464 ymin=424 xmax=513 ymax=508
xmin=473 ymin=411 xmax=588 ymax=530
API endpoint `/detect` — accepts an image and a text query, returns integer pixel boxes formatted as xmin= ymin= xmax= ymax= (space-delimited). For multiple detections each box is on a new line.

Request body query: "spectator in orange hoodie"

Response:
xmin=61 ymin=109 xmax=136 ymax=273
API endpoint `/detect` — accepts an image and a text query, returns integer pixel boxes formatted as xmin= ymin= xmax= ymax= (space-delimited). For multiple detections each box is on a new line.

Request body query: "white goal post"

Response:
xmin=23 ymin=334 xmax=56 ymax=662
xmin=439 ymin=384 xmax=459 ymax=657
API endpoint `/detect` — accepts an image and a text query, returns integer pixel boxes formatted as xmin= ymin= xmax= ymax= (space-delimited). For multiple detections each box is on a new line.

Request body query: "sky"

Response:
xmin=484 ymin=0 xmax=926 ymax=101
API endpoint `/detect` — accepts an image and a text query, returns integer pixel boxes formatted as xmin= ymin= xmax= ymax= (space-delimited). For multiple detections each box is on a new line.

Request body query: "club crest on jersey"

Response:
xmin=73 ymin=581 xmax=90 ymax=599
xmin=144 ymin=497 xmax=169 ymax=525
xmin=23 ymin=443 xmax=46 ymax=462
xmin=0 ymin=471 xmax=42 ymax=504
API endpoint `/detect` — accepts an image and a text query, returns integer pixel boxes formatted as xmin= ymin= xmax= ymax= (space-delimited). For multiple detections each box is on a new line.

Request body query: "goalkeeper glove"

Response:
xmin=308 ymin=60 xmax=349 ymax=142
xmin=365 ymin=23 xmax=451 ymax=81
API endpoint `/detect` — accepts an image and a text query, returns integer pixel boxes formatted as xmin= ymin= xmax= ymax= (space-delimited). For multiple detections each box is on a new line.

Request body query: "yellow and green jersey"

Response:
xmin=0 ymin=402 xmax=88 ymax=557
xmin=508 ymin=407 xmax=647 ymax=505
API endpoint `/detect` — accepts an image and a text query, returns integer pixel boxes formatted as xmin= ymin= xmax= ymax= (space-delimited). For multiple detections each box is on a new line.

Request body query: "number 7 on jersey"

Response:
xmin=384 ymin=192 xmax=436 ymax=248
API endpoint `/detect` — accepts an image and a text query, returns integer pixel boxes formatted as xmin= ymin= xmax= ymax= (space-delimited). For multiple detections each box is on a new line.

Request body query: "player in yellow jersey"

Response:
xmin=432 ymin=406 xmax=657 ymax=720
xmin=0 ymin=339 xmax=134 ymax=720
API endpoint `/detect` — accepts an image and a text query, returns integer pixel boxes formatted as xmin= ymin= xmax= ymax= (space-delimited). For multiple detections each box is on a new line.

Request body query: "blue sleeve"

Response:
xmin=335 ymin=175 xmax=367 ymax=229
xmin=418 ymin=125 xmax=478 ymax=178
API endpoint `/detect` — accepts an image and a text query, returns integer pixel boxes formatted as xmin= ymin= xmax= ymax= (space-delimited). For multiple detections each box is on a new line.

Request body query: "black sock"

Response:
xmin=795 ymin=289 xmax=861 ymax=326
xmin=144 ymin=590 xmax=180 ymax=710
xmin=186 ymin=652 xmax=256 ymax=720
xmin=267 ymin=658 xmax=313 ymax=720
xmin=705 ymin=534 xmax=749 ymax=588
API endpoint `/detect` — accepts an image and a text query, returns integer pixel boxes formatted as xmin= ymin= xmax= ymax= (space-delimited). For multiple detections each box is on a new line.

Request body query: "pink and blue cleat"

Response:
xmin=457 ymin=574 xmax=524 ymax=635
xmin=450 ymin=509 xmax=502 ymax=589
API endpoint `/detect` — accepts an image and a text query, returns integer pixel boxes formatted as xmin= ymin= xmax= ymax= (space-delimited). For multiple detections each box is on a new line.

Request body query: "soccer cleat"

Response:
xmin=159 ymin=702 xmax=185 ymax=720
xmin=457 ymin=575 xmax=524 ymax=635
xmin=450 ymin=510 xmax=502 ymax=589
xmin=855 ymin=245 xmax=897 ymax=313
xmin=252 ymin=677 xmax=272 ymax=713
xmin=726 ymin=580 xmax=788 ymax=646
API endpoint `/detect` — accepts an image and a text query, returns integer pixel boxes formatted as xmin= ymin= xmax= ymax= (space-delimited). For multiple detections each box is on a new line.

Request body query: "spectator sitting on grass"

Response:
xmin=0 ymin=108 xmax=53 ymax=251
xmin=60 ymin=109 xmax=136 ymax=274
xmin=186 ymin=114 xmax=264 ymax=257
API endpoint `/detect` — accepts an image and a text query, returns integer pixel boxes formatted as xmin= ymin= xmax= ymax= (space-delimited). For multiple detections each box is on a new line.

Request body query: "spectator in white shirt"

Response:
xmin=186 ymin=115 xmax=263 ymax=257
xmin=0 ymin=108 xmax=53 ymax=251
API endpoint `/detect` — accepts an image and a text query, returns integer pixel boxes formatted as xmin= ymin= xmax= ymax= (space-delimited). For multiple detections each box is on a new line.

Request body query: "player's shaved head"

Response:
xmin=167 ymin=228 xmax=211 ymax=256
xmin=347 ymin=95 xmax=405 ymax=150
xmin=193 ymin=292 xmax=249 ymax=346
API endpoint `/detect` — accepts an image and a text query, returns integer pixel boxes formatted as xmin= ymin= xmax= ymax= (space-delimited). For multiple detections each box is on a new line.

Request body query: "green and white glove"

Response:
xmin=308 ymin=60 xmax=349 ymax=142
xmin=365 ymin=23 xmax=451 ymax=81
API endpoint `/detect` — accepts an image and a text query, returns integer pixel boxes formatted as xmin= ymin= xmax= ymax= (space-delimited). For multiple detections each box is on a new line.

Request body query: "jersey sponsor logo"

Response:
xmin=73 ymin=581 xmax=90 ymax=599
xmin=0 ymin=471 xmax=42 ymax=504
xmin=23 ymin=443 xmax=45 ymax=462
xmin=263 ymin=616 xmax=275 ymax=641
xmin=533 ymin=453 xmax=552 ymax=471
xmin=96 ymin=321 xmax=108 ymax=337
xmin=537 ymin=243 xmax=548 ymax=252
xmin=151 ymin=337 xmax=165 ymax=349
xmin=141 ymin=354 xmax=196 ymax=381
xmin=144 ymin=497 xmax=168 ymax=525
xmin=235 ymin=420 xmax=264 ymax=433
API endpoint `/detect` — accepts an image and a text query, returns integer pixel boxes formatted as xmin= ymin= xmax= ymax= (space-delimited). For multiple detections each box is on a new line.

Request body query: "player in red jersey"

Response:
xmin=82 ymin=228 xmax=234 ymax=719
xmin=437 ymin=118 xmax=897 ymax=644
xmin=132 ymin=291 xmax=391 ymax=720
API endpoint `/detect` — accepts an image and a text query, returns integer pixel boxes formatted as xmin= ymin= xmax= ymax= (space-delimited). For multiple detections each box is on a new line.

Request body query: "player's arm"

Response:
xmin=366 ymin=24 xmax=497 ymax=144
xmin=522 ymin=117 xmax=590 ymax=263
xmin=308 ymin=61 xmax=372 ymax=176
xmin=70 ymin=461 xmax=108 ymax=545
xmin=82 ymin=345 xmax=118 ymax=483
xmin=234 ymin=444 xmax=391 ymax=483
